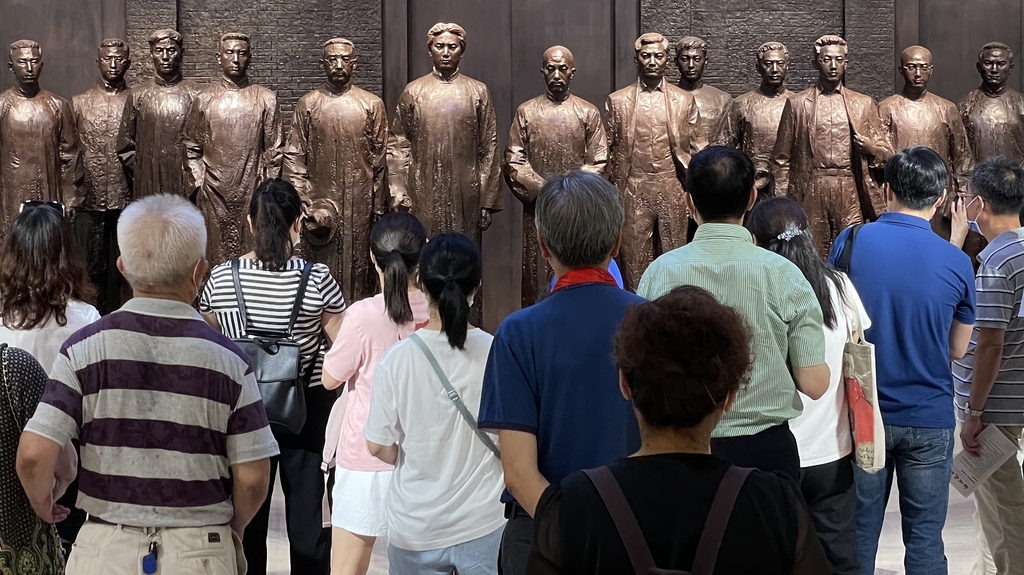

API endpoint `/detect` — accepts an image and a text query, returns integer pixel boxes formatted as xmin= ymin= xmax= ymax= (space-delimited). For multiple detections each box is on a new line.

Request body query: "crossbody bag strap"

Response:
xmin=689 ymin=466 xmax=754 ymax=575
xmin=582 ymin=466 xmax=657 ymax=575
xmin=407 ymin=333 xmax=501 ymax=460
xmin=838 ymin=223 xmax=864 ymax=274
xmin=287 ymin=262 xmax=314 ymax=336
xmin=230 ymin=259 xmax=251 ymax=334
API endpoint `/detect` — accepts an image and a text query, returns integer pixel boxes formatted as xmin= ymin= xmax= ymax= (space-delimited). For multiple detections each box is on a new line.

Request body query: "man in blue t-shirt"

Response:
xmin=827 ymin=146 xmax=975 ymax=575
xmin=478 ymin=171 xmax=643 ymax=575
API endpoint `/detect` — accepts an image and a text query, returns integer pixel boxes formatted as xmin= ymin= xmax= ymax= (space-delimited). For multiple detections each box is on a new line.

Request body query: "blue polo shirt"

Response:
xmin=828 ymin=212 xmax=976 ymax=429
xmin=478 ymin=282 xmax=644 ymax=504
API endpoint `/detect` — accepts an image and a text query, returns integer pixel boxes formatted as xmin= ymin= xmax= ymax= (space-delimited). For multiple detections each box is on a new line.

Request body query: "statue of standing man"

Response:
xmin=675 ymin=36 xmax=733 ymax=144
xmin=284 ymin=38 xmax=388 ymax=303
xmin=72 ymin=38 xmax=133 ymax=314
xmin=503 ymin=45 xmax=607 ymax=306
xmin=184 ymin=33 xmax=283 ymax=265
xmin=0 ymin=40 xmax=81 ymax=239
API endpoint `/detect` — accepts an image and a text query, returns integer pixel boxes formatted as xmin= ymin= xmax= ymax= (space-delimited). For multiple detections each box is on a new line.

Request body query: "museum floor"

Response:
xmin=265 ymin=433 xmax=1012 ymax=575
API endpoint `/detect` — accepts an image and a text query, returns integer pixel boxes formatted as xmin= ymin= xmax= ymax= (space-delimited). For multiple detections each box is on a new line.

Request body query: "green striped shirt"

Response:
xmin=637 ymin=223 xmax=826 ymax=438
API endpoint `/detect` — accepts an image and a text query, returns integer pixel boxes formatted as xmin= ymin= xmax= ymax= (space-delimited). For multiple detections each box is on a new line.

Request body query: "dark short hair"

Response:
xmin=971 ymin=157 xmax=1024 ymax=216
xmin=685 ymin=146 xmax=755 ymax=221
xmin=884 ymin=146 xmax=948 ymax=209
xmin=535 ymin=171 xmax=623 ymax=268
xmin=615 ymin=286 xmax=752 ymax=429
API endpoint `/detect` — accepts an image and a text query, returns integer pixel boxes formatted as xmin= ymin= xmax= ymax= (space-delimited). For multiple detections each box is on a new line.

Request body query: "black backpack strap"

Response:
xmin=838 ymin=223 xmax=865 ymax=274
xmin=583 ymin=467 xmax=656 ymax=575
xmin=689 ymin=466 xmax=753 ymax=575
xmin=286 ymin=262 xmax=314 ymax=336
xmin=230 ymin=259 xmax=250 ymax=334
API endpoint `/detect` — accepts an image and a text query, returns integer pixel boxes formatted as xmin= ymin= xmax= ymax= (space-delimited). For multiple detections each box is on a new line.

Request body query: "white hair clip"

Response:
xmin=776 ymin=225 xmax=804 ymax=242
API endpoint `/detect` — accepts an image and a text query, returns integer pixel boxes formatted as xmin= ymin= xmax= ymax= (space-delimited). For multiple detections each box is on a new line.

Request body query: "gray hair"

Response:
xmin=814 ymin=35 xmax=847 ymax=55
xmin=675 ymin=36 xmax=708 ymax=56
xmin=756 ymin=41 xmax=789 ymax=60
xmin=535 ymin=171 xmax=624 ymax=268
xmin=980 ymin=41 xmax=1014 ymax=62
xmin=9 ymin=40 xmax=40 ymax=58
xmin=635 ymin=32 xmax=669 ymax=53
xmin=149 ymin=29 xmax=183 ymax=48
xmin=117 ymin=194 xmax=207 ymax=291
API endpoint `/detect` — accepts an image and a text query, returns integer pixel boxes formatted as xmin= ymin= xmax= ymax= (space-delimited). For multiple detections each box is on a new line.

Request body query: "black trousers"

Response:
xmin=74 ymin=209 xmax=130 ymax=315
xmin=800 ymin=456 xmax=860 ymax=575
xmin=710 ymin=423 xmax=801 ymax=480
xmin=498 ymin=504 xmax=533 ymax=575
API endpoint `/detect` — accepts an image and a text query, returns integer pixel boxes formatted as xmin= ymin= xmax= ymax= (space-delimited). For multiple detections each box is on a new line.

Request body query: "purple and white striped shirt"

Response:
xmin=24 ymin=297 xmax=279 ymax=527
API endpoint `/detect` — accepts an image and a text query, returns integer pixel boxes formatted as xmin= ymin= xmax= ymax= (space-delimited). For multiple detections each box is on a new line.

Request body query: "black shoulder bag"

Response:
xmin=837 ymin=223 xmax=865 ymax=274
xmin=231 ymin=259 xmax=316 ymax=435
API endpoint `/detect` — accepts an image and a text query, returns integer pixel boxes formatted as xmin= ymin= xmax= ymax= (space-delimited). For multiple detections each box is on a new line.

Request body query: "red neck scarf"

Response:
xmin=551 ymin=267 xmax=618 ymax=294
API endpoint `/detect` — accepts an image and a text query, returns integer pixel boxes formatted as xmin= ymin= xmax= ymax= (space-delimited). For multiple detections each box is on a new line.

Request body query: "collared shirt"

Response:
xmin=24 ymin=297 xmax=280 ymax=527
xmin=952 ymin=228 xmax=1024 ymax=425
xmin=812 ymin=84 xmax=852 ymax=169
xmin=631 ymin=79 xmax=673 ymax=175
xmin=638 ymin=223 xmax=826 ymax=438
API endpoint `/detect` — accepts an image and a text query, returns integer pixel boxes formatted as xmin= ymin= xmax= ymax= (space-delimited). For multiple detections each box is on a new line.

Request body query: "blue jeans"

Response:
xmin=388 ymin=526 xmax=504 ymax=575
xmin=854 ymin=425 xmax=954 ymax=575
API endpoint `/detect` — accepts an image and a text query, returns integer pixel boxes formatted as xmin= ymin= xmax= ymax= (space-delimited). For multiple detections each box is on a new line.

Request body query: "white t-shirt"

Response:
xmin=0 ymin=299 xmax=101 ymax=374
xmin=364 ymin=327 xmax=505 ymax=551
xmin=790 ymin=274 xmax=871 ymax=467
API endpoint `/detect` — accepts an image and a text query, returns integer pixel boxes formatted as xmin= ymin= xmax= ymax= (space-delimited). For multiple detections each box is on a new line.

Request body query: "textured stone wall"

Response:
xmin=640 ymin=0 xmax=894 ymax=102
xmin=125 ymin=0 xmax=177 ymax=85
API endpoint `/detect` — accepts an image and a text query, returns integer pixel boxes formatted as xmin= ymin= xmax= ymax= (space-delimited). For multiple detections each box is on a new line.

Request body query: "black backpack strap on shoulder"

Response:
xmin=583 ymin=467 xmax=657 ymax=575
xmin=838 ymin=223 xmax=865 ymax=274
xmin=287 ymin=262 xmax=314 ymax=336
xmin=230 ymin=259 xmax=250 ymax=334
xmin=688 ymin=466 xmax=754 ymax=575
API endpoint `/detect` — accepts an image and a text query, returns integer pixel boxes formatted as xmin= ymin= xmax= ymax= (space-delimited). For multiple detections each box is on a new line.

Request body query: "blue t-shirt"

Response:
xmin=828 ymin=212 xmax=976 ymax=429
xmin=478 ymin=282 xmax=644 ymax=504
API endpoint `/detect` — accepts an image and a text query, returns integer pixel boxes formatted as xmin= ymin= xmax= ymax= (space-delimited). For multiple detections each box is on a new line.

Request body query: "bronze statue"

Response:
xmin=880 ymin=46 xmax=976 ymax=245
xmin=71 ymin=38 xmax=132 ymax=314
xmin=118 ymin=29 xmax=200 ymax=199
xmin=184 ymin=33 xmax=283 ymax=265
xmin=0 ymin=40 xmax=81 ymax=238
xmin=504 ymin=46 xmax=608 ymax=306
xmin=284 ymin=38 xmax=388 ymax=303
xmin=675 ymin=37 xmax=733 ymax=144
xmin=726 ymin=42 xmax=795 ymax=197
xmin=772 ymin=35 xmax=892 ymax=257
xmin=605 ymin=32 xmax=707 ymax=291
xmin=959 ymin=42 xmax=1024 ymax=166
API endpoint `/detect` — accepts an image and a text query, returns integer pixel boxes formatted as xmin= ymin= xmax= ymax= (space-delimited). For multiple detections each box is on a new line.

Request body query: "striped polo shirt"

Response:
xmin=637 ymin=223 xmax=826 ymax=438
xmin=24 ymin=297 xmax=279 ymax=527
xmin=953 ymin=228 xmax=1024 ymax=426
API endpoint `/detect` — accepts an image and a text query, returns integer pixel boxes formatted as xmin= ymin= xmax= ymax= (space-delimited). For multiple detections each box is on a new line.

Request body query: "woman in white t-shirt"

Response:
xmin=365 ymin=233 xmax=505 ymax=575
xmin=747 ymin=197 xmax=871 ymax=574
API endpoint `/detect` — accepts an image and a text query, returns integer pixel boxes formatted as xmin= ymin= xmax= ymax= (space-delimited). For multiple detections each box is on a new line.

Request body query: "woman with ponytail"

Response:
xmin=320 ymin=212 xmax=429 ymax=575
xmin=200 ymin=178 xmax=346 ymax=575
xmin=364 ymin=233 xmax=505 ymax=575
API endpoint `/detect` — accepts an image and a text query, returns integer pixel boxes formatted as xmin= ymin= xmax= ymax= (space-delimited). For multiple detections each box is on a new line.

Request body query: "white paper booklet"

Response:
xmin=950 ymin=424 xmax=1019 ymax=497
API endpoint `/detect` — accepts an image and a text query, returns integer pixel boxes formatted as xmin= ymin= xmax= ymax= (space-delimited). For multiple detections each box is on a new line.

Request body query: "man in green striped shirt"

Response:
xmin=638 ymin=146 xmax=829 ymax=478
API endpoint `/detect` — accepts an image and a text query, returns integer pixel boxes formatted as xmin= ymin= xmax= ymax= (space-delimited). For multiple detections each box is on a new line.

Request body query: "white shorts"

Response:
xmin=331 ymin=467 xmax=392 ymax=536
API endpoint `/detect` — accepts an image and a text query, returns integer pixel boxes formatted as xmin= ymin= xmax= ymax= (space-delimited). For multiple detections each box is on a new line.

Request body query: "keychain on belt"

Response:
xmin=142 ymin=532 xmax=160 ymax=574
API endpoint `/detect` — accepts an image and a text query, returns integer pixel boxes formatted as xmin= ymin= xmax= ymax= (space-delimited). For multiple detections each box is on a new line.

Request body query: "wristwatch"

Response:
xmin=965 ymin=402 xmax=985 ymax=417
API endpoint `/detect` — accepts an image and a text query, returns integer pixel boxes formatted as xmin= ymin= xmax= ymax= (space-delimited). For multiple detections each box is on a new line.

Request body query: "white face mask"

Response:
xmin=965 ymin=195 xmax=982 ymax=234
xmin=191 ymin=258 xmax=202 ymax=300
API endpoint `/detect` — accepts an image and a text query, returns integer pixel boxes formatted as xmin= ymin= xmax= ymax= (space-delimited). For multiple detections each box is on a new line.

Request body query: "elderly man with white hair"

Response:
xmin=17 ymin=194 xmax=278 ymax=573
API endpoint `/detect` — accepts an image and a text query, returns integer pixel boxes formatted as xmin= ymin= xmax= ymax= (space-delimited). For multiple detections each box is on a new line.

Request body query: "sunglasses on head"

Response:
xmin=19 ymin=200 xmax=66 ymax=217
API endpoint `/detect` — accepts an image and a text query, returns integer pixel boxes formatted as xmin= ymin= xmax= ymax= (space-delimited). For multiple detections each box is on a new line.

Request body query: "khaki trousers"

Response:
xmin=67 ymin=522 xmax=246 ymax=575
xmin=972 ymin=425 xmax=1024 ymax=575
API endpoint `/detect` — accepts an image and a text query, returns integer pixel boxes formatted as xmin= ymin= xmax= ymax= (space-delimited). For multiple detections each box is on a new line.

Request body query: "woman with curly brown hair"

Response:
xmin=527 ymin=286 xmax=829 ymax=574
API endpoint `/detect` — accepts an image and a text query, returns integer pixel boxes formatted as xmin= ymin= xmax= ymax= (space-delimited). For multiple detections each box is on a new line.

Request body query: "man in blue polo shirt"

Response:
xmin=827 ymin=145 xmax=975 ymax=575
xmin=478 ymin=171 xmax=643 ymax=575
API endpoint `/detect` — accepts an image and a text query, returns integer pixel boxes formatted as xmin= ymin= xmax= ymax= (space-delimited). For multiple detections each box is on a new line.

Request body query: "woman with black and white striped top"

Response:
xmin=200 ymin=178 xmax=346 ymax=575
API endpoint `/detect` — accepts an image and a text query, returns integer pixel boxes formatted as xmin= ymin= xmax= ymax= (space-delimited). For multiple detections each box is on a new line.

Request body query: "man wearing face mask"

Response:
xmin=284 ymin=38 xmax=388 ymax=303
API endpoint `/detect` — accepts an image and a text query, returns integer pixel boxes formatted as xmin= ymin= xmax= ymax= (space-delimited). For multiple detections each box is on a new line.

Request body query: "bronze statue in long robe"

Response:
xmin=959 ymin=43 xmax=1024 ymax=167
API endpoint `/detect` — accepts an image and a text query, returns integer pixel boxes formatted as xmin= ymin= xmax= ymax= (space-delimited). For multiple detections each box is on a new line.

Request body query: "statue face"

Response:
xmin=978 ymin=49 xmax=1013 ymax=87
xmin=542 ymin=52 xmax=574 ymax=98
xmin=635 ymin=43 xmax=668 ymax=80
xmin=900 ymin=50 xmax=933 ymax=90
xmin=675 ymin=48 xmax=706 ymax=82
xmin=757 ymin=49 xmax=788 ymax=87
xmin=814 ymin=44 xmax=847 ymax=83
xmin=151 ymin=38 xmax=182 ymax=78
xmin=97 ymin=46 xmax=130 ymax=83
xmin=322 ymin=43 xmax=355 ymax=86
xmin=219 ymin=39 xmax=250 ymax=79
xmin=429 ymin=32 xmax=463 ymax=72
xmin=8 ymin=47 xmax=42 ymax=87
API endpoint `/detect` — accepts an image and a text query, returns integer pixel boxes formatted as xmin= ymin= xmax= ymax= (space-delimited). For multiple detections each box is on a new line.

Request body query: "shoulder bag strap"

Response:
xmin=287 ymin=262 xmax=314 ymax=336
xmin=230 ymin=259 xmax=251 ymax=333
xmin=0 ymin=344 xmax=21 ymax=428
xmin=838 ymin=223 xmax=865 ymax=274
xmin=582 ymin=466 xmax=657 ymax=575
xmin=407 ymin=332 xmax=501 ymax=460
xmin=689 ymin=466 xmax=754 ymax=575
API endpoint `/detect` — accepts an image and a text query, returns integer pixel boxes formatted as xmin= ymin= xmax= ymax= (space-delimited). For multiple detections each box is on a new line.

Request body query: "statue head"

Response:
xmin=8 ymin=40 xmax=42 ymax=89
xmin=97 ymin=38 xmax=130 ymax=85
xmin=977 ymin=42 xmax=1014 ymax=90
xmin=634 ymin=33 xmax=670 ymax=81
xmin=675 ymin=36 xmax=708 ymax=83
xmin=813 ymin=35 xmax=848 ymax=84
xmin=219 ymin=33 xmax=251 ymax=80
xmin=541 ymin=45 xmax=575 ymax=99
xmin=427 ymin=23 xmax=466 ymax=74
xmin=900 ymin=45 xmax=933 ymax=93
xmin=149 ymin=29 xmax=184 ymax=81
xmin=322 ymin=38 xmax=356 ymax=88
xmin=755 ymin=42 xmax=789 ymax=89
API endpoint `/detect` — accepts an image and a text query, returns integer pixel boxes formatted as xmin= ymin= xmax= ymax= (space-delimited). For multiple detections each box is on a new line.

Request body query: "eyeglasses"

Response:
xmin=19 ymin=200 xmax=66 ymax=217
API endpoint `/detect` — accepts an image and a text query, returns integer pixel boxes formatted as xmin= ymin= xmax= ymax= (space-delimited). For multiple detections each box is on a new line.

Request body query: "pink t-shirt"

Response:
xmin=324 ymin=290 xmax=430 ymax=471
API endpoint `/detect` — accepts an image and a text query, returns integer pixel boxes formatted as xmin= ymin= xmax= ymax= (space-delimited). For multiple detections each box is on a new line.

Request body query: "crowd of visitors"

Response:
xmin=1 ymin=143 xmax=1023 ymax=575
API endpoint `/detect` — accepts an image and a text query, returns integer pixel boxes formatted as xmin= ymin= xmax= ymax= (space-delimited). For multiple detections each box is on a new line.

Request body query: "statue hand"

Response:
xmin=949 ymin=197 xmax=968 ymax=249
xmin=479 ymin=208 xmax=493 ymax=231
xmin=853 ymin=134 xmax=883 ymax=158
xmin=309 ymin=208 xmax=332 ymax=228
